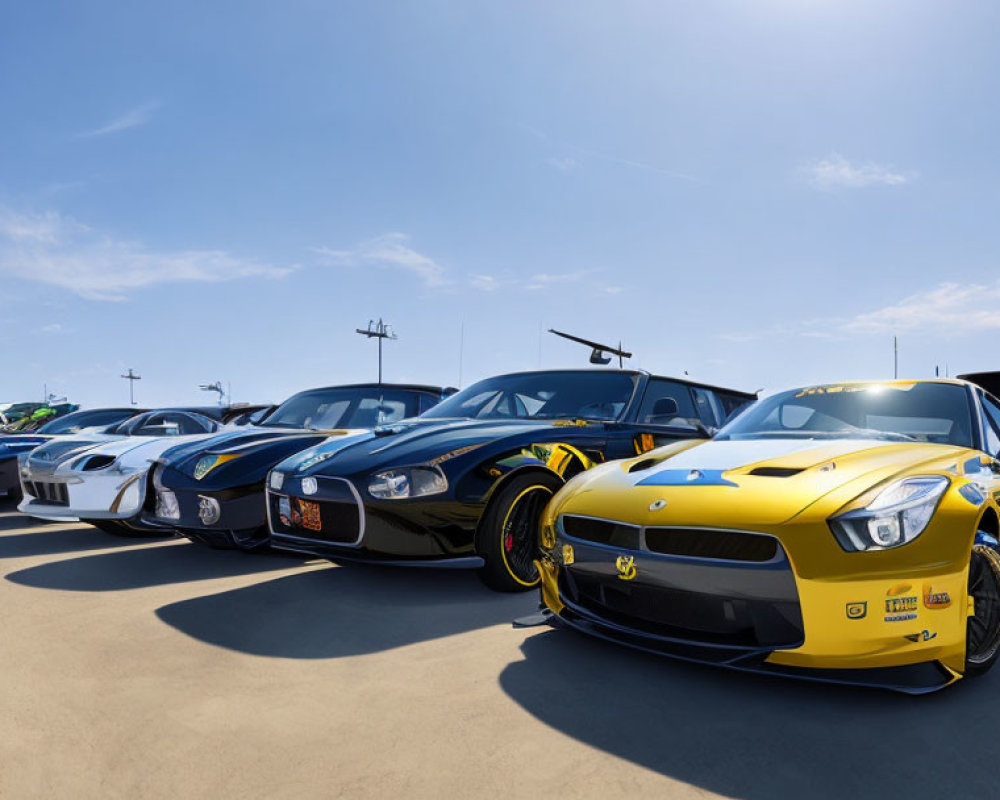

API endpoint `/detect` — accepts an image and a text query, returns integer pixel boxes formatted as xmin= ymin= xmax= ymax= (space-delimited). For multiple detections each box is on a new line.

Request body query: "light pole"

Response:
xmin=121 ymin=368 xmax=142 ymax=405
xmin=356 ymin=318 xmax=398 ymax=384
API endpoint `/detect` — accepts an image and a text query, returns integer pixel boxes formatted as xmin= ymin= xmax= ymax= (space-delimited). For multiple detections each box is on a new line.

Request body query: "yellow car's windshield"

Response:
xmin=716 ymin=382 xmax=974 ymax=447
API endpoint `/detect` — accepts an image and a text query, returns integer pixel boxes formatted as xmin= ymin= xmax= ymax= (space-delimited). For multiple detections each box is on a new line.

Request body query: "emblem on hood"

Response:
xmin=616 ymin=554 xmax=637 ymax=581
xmin=649 ymin=499 xmax=667 ymax=512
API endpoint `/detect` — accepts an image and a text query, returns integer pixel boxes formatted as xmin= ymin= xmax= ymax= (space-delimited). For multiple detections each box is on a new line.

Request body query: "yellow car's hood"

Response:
xmin=554 ymin=437 xmax=972 ymax=528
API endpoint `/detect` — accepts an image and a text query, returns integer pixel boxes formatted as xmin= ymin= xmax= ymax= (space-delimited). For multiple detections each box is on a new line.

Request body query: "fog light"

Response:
xmin=156 ymin=490 xmax=180 ymax=520
xmin=302 ymin=477 xmax=318 ymax=496
xmin=269 ymin=471 xmax=284 ymax=491
xmin=197 ymin=495 xmax=221 ymax=526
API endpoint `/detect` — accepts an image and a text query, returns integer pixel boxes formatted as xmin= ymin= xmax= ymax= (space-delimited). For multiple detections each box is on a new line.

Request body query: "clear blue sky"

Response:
xmin=2 ymin=1 xmax=998 ymax=407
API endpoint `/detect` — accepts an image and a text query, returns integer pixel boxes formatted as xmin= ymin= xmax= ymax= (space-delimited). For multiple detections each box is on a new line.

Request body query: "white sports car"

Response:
xmin=18 ymin=409 xmax=229 ymax=535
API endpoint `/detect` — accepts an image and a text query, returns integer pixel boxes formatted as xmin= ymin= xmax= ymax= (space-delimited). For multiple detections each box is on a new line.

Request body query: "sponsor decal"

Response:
xmin=299 ymin=499 xmax=322 ymax=532
xmin=922 ymin=584 xmax=952 ymax=609
xmin=884 ymin=613 xmax=918 ymax=623
xmin=846 ymin=602 xmax=867 ymax=620
xmin=616 ymin=554 xmax=637 ymax=581
xmin=904 ymin=630 xmax=938 ymax=643
xmin=885 ymin=596 xmax=918 ymax=614
xmin=561 ymin=544 xmax=575 ymax=565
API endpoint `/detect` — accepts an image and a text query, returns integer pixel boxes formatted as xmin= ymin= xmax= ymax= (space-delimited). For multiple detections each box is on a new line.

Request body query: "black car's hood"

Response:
xmin=285 ymin=417 xmax=610 ymax=476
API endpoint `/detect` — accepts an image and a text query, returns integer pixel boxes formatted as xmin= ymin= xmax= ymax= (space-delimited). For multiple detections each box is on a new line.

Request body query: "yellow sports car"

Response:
xmin=535 ymin=377 xmax=1000 ymax=693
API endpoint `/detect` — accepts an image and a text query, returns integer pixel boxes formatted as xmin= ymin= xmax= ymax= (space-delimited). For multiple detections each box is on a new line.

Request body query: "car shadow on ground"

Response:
xmin=0 ymin=500 xmax=161 ymax=558
xmin=499 ymin=627 xmax=999 ymax=799
xmin=5 ymin=540 xmax=305 ymax=591
xmin=155 ymin=564 xmax=537 ymax=659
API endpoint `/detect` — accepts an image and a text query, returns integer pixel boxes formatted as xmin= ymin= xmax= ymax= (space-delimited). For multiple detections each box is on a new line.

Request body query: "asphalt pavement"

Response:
xmin=0 ymin=498 xmax=995 ymax=799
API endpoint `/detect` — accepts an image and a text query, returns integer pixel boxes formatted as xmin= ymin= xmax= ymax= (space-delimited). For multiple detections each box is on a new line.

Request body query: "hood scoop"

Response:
xmin=747 ymin=466 xmax=805 ymax=478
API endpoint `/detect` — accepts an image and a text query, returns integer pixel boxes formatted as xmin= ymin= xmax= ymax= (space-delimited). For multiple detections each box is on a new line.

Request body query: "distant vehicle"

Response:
xmin=146 ymin=384 xmax=455 ymax=551
xmin=0 ymin=407 xmax=146 ymax=500
xmin=265 ymin=369 xmax=754 ymax=591
xmin=0 ymin=402 xmax=79 ymax=431
xmin=536 ymin=376 xmax=1000 ymax=692
xmin=18 ymin=409 xmax=229 ymax=534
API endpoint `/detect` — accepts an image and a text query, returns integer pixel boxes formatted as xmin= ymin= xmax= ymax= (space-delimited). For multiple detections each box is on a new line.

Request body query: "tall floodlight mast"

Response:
xmin=548 ymin=329 xmax=632 ymax=367
xmin=356 ymin=318 xmax=398 ymax=384
xmin=121 ymin=368 xmax=142 ymax=406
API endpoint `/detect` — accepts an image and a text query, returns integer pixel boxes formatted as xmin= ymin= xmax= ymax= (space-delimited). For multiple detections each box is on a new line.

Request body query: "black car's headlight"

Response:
xmin=830 ymin=475 xmax=949 ymax=551
xmin=368 ymin=466 xmax=448 ymax=500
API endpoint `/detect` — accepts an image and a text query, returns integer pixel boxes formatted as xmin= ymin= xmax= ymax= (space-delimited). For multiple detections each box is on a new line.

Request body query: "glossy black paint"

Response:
xmin=145 ymin=384 xmax=455 ymax=549
xmin=268 ymin=370 xmax=755 ymax=564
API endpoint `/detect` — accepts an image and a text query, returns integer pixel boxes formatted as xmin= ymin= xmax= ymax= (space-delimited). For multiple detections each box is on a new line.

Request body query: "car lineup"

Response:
xmin=7 ymin=367 xmax=1000 ymax=693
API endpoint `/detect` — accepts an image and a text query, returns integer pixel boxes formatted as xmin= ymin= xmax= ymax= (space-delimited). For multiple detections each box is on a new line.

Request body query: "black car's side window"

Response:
xmin=980 ymin=392 xmax=1000 ymax=456
xmin=637 ymin=380 xmax=698 ymax=428
xmin=691 ymin=387 xmax=721 ymax=428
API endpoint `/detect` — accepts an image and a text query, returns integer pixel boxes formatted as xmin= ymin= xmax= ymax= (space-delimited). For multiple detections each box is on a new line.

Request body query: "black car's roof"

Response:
xmin=288 ymin=383 xmax=457 ymax=395
xmin=462 ymin=368 xmax=756 ymax=399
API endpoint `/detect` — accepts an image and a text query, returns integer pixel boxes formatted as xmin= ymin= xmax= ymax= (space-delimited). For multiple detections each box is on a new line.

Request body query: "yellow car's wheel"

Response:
xmin=476 ymin=472 xmax=562 ymax=593
xmin=966 ymin=544 xmax=1000 ymax=677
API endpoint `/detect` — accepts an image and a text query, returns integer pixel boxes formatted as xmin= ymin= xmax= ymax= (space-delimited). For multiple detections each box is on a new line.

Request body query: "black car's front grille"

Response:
xmin=561 ymin=516 xmax=641 ymax=549
xmin=269 ymin=478 xmax=363 ymax=545
xmin=644 ymin=527 xmax=778 ymax=562
xmin=25 ymin=481 xmax=69 ymax=506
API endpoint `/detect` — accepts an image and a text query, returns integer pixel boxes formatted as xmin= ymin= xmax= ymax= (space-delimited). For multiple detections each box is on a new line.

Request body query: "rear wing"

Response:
xmin=958 ymin=372 xmax=1000 ymax=398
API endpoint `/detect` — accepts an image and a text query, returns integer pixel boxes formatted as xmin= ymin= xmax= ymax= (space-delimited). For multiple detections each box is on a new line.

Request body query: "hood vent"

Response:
xmin=628 ymin=458 xmax=661 ymax=473
xmin=748 ymin=467 xmax=804 ymax=478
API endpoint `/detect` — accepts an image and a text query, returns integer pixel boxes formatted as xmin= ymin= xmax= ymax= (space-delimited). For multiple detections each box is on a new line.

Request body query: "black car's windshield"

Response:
xmin=261 ymin=388 xmax=422 ymax=430
xmin=38 ymin=409 xmax=136 ymax=435
xmin=421 ymin=371 xmax=638 ymax=422
xmin=716 ymin=382 xmax=974 ymax=446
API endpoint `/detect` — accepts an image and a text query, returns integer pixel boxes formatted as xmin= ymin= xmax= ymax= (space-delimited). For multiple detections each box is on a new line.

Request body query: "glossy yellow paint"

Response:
xmin=539 ymin=407 xmax=1000 ymax=676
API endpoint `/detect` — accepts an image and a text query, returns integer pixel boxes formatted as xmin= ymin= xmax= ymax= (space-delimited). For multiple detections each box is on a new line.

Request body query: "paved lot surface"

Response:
xmin=1 ymin=497 xmax=998 ymax=799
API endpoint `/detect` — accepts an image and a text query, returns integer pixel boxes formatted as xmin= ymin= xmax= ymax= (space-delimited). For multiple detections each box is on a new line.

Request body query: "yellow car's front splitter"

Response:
xmin=537 ymin=535 xmax=969 ymax=694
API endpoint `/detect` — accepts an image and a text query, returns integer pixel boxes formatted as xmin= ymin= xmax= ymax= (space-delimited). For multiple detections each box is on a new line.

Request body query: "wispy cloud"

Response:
xmin=546 ymin=157 xmax=579 ymax=172
xmin=842 ymin=281 xmax=1000 ymax=334
xmin=525 ymin=270 xmax=593 ymax=291
xmin=802 ymin=154 xmax=910 ymax=190
xmin=720 ymin=281 xmax=1000 ymax=343
xmin=0 ymin=209 xmax=293 ymax=301
xmin=312 ymin=233 xmax=448 ymax=287
xmin=469 ymin=274 xmax=500 ymax=291
xmin=77 ymin=101 xmax=160 ymax=138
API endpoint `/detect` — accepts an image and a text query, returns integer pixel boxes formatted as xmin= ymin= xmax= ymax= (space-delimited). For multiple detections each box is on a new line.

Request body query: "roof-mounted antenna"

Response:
xmin=549 ymin=329 xmax=632 ymax=368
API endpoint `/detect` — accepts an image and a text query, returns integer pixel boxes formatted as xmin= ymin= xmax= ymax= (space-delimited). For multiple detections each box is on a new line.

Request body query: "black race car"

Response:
xmin=145 ymin=384 xmax=455 ymax=550
xmin=265 ymin=369 xmax=754 ymax=591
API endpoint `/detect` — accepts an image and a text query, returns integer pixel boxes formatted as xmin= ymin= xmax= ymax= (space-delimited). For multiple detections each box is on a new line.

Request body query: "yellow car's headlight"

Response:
xmin=829 ymin=475 xmax=949 ymax=551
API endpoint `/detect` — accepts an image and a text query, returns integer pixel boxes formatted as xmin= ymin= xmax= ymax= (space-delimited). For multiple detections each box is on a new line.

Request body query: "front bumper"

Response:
xmin=540 ymin=525 xmax=969 ymax=693
xmin=266 ymin=474 xmax=482 ymax=563
xmin=147 ymin=482 xmax=269 ymax=549
xmin=19 ymin=465 xmax=151 ymax=522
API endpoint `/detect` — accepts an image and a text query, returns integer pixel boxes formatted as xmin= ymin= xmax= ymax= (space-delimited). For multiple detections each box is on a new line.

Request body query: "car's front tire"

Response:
xmin=965 ymin=543 xmax=1000 ymax=677
xmin=476 ymin=472 xmax=562 ymax=593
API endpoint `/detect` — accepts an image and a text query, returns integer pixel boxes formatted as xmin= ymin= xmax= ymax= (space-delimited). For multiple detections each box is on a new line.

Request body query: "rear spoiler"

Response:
xmin=957 ymin=372 xmax=1000 ymax=397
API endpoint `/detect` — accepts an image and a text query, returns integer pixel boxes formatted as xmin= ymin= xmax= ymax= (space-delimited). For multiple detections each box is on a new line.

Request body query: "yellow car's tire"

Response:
xmin=476 ymin=472 xmax=562 ymax=593
xmin=965 ymin=544 xmax=1000 ymax=677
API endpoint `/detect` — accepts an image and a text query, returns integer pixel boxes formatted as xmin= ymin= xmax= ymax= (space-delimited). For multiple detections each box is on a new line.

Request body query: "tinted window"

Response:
xmin=116 ymin=412 xmax=217 ymax=437
xmin=980 ymin=393 xmax=1000 ymax=456
xmin=261 ymin=388 xmax=423 ymax=430
xmin=691 ymin=388 xmax=721 ymax=428
xmin=38 ymin=409 xmax=136 ymax=434
xmin=421 ymin=372 xmax=638 ymax=422
xmin=717 ymin=383 xmax=974 ymax=446
xmin=638 ymin=379 xmax=698 ymax=429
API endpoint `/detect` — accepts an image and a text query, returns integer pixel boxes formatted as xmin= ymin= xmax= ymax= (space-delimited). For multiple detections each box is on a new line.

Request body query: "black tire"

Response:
xmin=965 ymin=543 xmax=1000 ymax=677
xmin=476 ymin=471 xmax=562 ymax=593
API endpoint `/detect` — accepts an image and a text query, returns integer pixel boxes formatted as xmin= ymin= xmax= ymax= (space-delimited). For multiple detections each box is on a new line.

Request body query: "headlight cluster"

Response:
xmin=368 ymin=466 xmax=447 ymax=500
xmin=830 ymin=476 xmax=949 ymax=551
